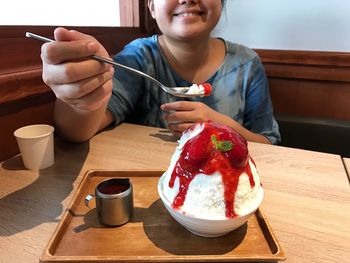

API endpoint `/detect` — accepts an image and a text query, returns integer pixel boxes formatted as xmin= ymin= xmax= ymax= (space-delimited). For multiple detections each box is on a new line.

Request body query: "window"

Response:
xmin=1 ymin=0 xmax=139 ymax=27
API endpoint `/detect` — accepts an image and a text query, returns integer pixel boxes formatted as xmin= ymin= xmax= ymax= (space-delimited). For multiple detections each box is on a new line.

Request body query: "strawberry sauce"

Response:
xmin=169 ymin=122 xmax=256 ymax=218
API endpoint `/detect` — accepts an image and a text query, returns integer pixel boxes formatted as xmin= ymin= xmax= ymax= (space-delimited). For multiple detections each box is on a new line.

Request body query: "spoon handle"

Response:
xmin=25 ymin=32 xmax=163 ymax=88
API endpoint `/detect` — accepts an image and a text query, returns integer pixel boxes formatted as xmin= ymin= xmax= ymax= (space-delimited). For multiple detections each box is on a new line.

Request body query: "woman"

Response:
xmin=41 ymin=0 xmax=280 ymax=144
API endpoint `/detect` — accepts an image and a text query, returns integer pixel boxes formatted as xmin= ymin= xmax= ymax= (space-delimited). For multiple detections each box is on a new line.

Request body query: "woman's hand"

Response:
xmin=161 ymin=101 xmax=271 ymax=144
xmin=161 ymin=101 xmax=221 ymax=137
xmin=41 ymin=27 xmax=114 ymax=112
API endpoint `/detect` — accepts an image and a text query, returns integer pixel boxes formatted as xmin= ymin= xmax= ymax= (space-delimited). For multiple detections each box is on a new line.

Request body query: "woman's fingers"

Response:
xmin=43 ymin=58 xmax=112 ymax=85
xmin=50 ymin=68 xmax=114 ymax=100
xmin=59 ymin=78 xmax=113 ymax=111
xmin=42 ymin=27 xmax=109 ymax=66
xmin=164 ymin=110 xmax=202 ymax=123
xmin=41 ymin=40 xmax=100 ymax=65
xmin=162 ymin=101 xmax=196 ymax=123
xmin=168 ymin=122 xmax=194 ymax=135
xmin=161 ymin=101 xmax=195 ymax=111
xmin=42 ymin=27 xmax=99 ymax=64
xmin=39 ymin=28 xmax=114 ymax=112
xmin=54 ymin=27 xmax=94 ymax=42
xmin=162 ymin=101 xmax=210 ymax=123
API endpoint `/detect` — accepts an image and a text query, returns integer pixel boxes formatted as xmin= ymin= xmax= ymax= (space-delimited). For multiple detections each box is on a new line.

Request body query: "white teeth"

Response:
xmin=177 ymin=12 xmax=199 ymax=17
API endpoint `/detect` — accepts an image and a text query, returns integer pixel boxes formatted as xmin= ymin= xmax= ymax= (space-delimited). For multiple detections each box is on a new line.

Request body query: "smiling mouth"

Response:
xmin=174 ymin=12 xmax=204 ymax=17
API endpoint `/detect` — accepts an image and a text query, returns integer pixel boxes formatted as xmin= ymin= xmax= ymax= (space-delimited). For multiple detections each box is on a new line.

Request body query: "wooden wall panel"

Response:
xmin=256 ymin=49 xmax=350 ymax=66
xmin=256 ymin=49 xmax=350 ymax=122
xmin=0 ymin=102 xmax=54 ymax=162
xmin=265 ymin=63 xmax=350 ymax=82
xmin=0 ymin=69 xmax=45 ymax=106
xmin=0 ymin=26 xmax=145 ymax=75
xmin=256 ymin=49 xmax=350 ymax=156
xmin=269 ymin=78 xmax=350 ymax=121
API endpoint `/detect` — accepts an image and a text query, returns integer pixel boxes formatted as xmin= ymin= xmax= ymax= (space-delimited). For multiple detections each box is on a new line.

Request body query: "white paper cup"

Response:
xmin=14 ymin=124 xmax=55 ymax=170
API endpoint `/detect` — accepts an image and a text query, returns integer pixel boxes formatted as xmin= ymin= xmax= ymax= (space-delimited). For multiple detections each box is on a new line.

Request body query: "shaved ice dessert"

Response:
xmin=158 ymin=121 xmax=263 ymax=236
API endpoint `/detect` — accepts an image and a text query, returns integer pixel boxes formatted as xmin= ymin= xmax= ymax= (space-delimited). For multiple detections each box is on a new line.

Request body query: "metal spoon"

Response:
xmin=26 ymin=32 xmax=209 ymax=98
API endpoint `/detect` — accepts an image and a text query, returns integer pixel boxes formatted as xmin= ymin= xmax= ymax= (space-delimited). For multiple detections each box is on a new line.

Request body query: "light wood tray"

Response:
xmin=41 ymin=170 xmax=286 ymax=262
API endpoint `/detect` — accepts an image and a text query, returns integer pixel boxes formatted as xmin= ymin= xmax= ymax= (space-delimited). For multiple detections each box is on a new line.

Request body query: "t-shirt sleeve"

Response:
xmin=107 ymin=40 xmax=148 ymax=126
xmin=243 ymin=57 xmax=281 ymax=144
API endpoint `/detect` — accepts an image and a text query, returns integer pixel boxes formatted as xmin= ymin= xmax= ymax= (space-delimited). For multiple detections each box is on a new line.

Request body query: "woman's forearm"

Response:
xmin=216 ymin=114 xmax=272 ymax=145
xmin=53 ymin=99 xmax=112 ymax=142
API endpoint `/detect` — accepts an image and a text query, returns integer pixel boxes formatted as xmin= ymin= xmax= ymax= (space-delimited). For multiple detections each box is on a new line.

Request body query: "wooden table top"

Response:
xmin=1 ymin=123 xmax=349 ymax=263
xmin=342 ymin=158 xmax=350 ymax=180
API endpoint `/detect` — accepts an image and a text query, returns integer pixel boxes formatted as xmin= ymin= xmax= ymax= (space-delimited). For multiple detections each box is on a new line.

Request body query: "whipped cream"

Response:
xmin=186 ymin=83 xmax=212 ymax=96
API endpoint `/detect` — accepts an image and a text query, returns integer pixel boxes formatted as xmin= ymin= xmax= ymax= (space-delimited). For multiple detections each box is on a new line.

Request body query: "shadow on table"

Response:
xmin=76 ymin=199 xmax=246 ymax=256
xmin=141 ymin=199 xmax=247 ymax=255
xmin=149 ymin=129 xmax=177 ymax=142
xmin=0 ymin=139 xmax=89 ymax=237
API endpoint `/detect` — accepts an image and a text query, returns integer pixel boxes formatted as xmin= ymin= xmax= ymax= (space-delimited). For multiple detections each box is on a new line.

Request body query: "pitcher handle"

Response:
xmin=84 ymin=194 xmax=95 ymax=208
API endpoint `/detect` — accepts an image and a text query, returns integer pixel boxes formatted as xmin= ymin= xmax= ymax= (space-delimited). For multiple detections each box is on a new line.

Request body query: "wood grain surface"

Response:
xmin=0 ymin=123 xmax=349 ymax=263
xmin=40 ymin=170 xmax=284 ymax=262
xmin=342 ymin=158 xmax=350 ymax=181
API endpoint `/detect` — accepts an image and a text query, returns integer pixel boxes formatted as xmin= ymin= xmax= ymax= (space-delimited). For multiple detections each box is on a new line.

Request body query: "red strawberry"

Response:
xmin=200 ymin=83 xmax=212 ymax=96
xmin=179 ymin=121 xmax=248 ymax=171
xmin=207 ymin=122 xmax=248 ymax=168
xmin=218 ymin=129 xmax=248 ymax=168
xmin=179 ymin=129 xmax=212 ymax=172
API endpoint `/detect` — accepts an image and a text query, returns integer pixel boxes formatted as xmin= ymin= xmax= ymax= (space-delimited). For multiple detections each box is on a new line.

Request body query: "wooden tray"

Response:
xmin=41 ymin=170 xmax=286 ymax=262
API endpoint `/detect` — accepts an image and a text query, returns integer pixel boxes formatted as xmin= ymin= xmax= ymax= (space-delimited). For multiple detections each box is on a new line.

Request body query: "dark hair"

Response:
xmin=221 ymin=0 xmax=226 ymax=9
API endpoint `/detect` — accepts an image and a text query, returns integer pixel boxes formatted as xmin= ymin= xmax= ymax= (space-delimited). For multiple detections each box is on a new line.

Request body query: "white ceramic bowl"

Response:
xmin=158 ymin=174 xmax=264 ymax=237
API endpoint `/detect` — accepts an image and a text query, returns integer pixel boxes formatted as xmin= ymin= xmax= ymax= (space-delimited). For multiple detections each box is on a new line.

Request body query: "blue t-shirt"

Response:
xmin=108 ymin=35 xmax=280 ymax=144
